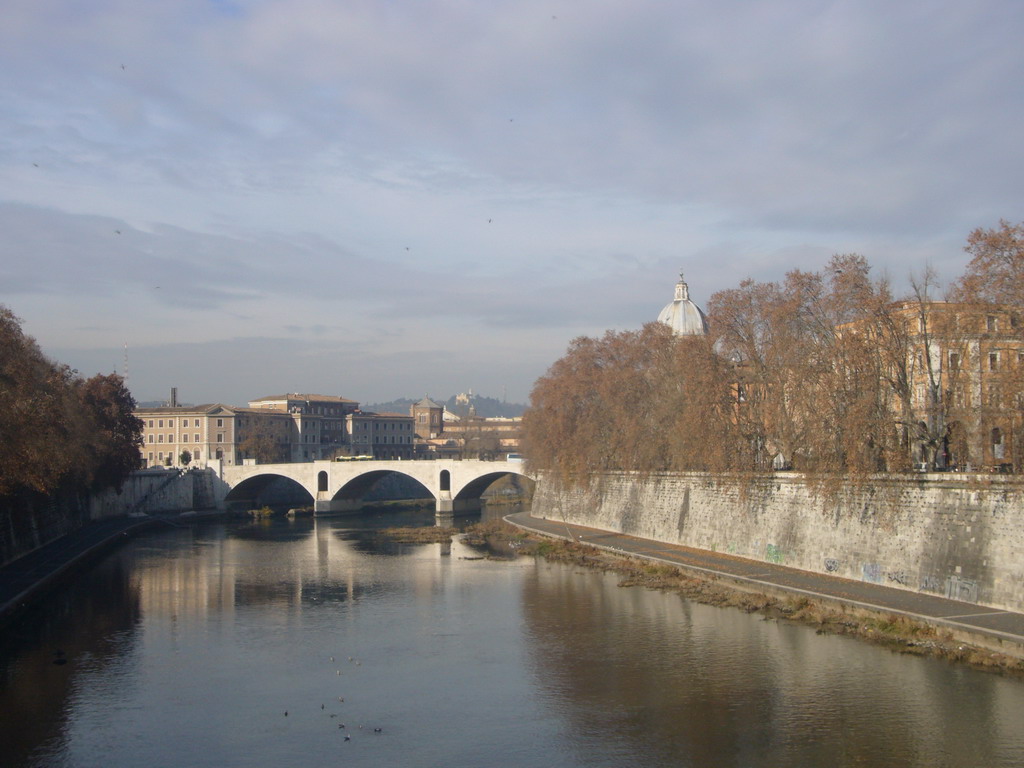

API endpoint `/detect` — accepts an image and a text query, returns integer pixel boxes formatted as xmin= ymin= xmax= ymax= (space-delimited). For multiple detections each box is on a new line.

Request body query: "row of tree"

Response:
xmin=0 ymin=306 xmax=143 ymax=500
xmin=522 ymin=221 xmax=1024 ymax=482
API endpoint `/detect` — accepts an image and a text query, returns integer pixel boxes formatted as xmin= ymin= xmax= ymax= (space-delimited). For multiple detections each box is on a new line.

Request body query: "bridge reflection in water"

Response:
xmin=216 ymin=459 xmax=533 ymax=516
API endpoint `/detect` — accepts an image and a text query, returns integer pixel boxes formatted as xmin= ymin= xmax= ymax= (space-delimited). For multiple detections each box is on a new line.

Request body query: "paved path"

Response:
xmin=505 ymin=511 xmax=1024 ymax=654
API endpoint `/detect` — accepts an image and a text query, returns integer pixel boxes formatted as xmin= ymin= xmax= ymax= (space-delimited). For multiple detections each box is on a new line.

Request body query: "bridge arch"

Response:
xmin=452 ymin=471 xmax=535 ymax=504
xmin=332 ymin=469 xmax=433 ymax=506
xmin=224 ymin=473 xmax=315 ymax=511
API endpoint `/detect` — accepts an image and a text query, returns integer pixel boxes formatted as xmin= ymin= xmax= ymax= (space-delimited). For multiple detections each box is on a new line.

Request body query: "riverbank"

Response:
xmin=501 ymin=511 xmax=1024 ymax=676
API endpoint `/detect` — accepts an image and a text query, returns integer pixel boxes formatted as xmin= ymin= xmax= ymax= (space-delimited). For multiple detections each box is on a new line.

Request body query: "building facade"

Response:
xmin=828 ymin=300 xmax=1024 ymax=471
xmin=888 ymin=301 xmax=1023 ymax=470
xmin=136 ymin=393 xmax=415 ymax=467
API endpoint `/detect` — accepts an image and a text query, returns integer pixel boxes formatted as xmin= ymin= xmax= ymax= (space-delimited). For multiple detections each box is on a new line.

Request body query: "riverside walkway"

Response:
xmin=505 ymin=510 xmax=1024 ymax=657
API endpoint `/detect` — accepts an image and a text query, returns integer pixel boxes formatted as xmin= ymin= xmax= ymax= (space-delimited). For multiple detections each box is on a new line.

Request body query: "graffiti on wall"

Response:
xmin=885 ymin=570 xmax=908 ymax=586
xmin=824 ymin=558 xmax=839 ymax=573
xmin=862 ymin=563 xmax=882 ymax=583
xmin=766 ymin=544 xmax=784 ymax=564
xmin=946 ymin=575 xmax=979 ymax=603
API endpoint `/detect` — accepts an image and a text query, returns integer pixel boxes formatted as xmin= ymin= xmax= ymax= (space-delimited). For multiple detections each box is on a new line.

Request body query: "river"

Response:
xmin=2 ymin=507 xmax=1023 ymax=768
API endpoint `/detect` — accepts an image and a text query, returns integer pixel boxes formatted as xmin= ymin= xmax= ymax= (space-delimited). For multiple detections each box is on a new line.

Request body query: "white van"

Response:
xmin=506 ymin=453 xmax=524 ymax=463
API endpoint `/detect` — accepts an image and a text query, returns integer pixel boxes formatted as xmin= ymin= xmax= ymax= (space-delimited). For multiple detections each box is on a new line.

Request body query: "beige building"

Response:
xmin=137 ymin=392 xmax=418 ymax=467
xmin=136 ymin=404 xmax=292 ymax=468
xmin=841 ymin=301 xmax=1024 ymax=470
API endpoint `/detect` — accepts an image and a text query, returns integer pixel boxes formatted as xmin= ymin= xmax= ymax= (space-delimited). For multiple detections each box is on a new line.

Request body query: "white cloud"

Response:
xmin=2 ymin=0 xmax=1022 ymax=405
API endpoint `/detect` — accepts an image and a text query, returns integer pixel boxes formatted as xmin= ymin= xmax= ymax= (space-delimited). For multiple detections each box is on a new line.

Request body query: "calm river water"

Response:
xmin=2 ymin=508 xmax=1023 ymax=768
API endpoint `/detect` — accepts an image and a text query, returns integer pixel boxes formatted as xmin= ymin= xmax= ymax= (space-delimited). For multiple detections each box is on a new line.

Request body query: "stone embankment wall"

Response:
xmin=90 ymin=468 xmax=218 ymax=518
xmin=0 ymin=488 xmax=91 ymax=567
xmin=532 ymin=472 xmax=1024 ymax=614
xmin=1 ymin=469 xmax=219 ymax=567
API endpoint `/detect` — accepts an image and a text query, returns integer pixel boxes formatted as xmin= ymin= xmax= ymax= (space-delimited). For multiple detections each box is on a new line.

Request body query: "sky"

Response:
xmin=2 ymin=1 xmax=1023 ymax=407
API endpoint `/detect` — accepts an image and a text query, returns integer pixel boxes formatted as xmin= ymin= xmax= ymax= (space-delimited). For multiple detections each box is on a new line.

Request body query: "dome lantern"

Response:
xmin=658 ymin=270 xmax=708 ymax=336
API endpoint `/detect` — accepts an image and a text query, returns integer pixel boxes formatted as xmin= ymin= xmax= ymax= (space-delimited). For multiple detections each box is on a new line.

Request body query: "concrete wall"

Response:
xmin=533 ymin=472 xmax=1024 ymax=613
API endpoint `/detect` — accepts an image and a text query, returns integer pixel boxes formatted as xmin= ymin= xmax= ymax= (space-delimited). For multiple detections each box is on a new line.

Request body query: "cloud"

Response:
xmin=2 ymin=1 xmax=1022 ymax=405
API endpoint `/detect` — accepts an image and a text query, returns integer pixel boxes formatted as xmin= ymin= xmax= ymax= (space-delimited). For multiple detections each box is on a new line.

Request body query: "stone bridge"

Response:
xmin=215 ymin=458 xmax=532 ymax=515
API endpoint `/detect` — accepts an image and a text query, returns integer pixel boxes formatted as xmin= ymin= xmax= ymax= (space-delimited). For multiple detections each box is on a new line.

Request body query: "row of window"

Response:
xmin=910 ymin=349 xmax=1024 ymax=372
xmin=148 ymin=434 xmax=225 ymax=444
xmin=147 ymin=450 xmax=203 ymax=462
xmin=147 ymin=418 xmax=223 ymax=428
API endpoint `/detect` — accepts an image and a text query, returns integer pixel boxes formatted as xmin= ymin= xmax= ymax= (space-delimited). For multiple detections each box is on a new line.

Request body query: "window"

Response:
xmin=159 ymin=419 xmax=164 ymax=428
xmin=993 ymin=428 xmax=1006 ymax=460
xmin=990 ymin=352 xmax=999 ymax=371
xmin=194 ymin=434 xmax=199 ymax=443
xmin=217 ymin=418 xmax=224 ymax=427
xmin=952 ymin=386 xmax=967 ymax=408
xmin=148 ymin=434 xmax=154 ymax=443
xmin=988 ymin=385 xmax=1002 ymax=408
xmin=194 ymin=419 xmax=200 ymax=427
xmin=987 ymin=315 xmax=997 ymax=332
xmin=168 ymin=419 xmax=174 ymax=428
xmin=158 ymin=434 xmax=164 ymax=443
xmin=182 ymin=434 xmax=189 ymax=443
xmin=217 ymin=433 xmax=224 ymax=443
xmin=948 ymin=351 xmax=960 ymax=370
xmin=195 ymin=450 xmax=201 ymax=460
xmin=148 ymin=420 xmax=154 ymax=428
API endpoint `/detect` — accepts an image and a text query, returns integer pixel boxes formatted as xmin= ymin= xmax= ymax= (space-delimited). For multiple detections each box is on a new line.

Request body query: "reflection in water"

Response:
xmin=0 ymin=555 xmax=141 ymax=767
xmin=519 ymin=563 xmax=1023 ymax=767
xmin=0 ymin=507 xmax=1022 ymax=768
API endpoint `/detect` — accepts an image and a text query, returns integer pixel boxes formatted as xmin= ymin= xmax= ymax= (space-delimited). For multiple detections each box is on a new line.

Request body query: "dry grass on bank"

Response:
xmin=377 ymin=526 xmax=457 ymax=543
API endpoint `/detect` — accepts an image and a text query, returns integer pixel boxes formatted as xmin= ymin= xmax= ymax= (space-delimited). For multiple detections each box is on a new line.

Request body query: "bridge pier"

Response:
xmin=435 ymin=494 xmax=482 ymax=516
xmin=314 ymin=498 xmax=363 ymax=516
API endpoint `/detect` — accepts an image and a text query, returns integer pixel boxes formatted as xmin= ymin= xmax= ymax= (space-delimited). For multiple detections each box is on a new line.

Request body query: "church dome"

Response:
xmin=658 ymin=271 xmax=708 ymax=336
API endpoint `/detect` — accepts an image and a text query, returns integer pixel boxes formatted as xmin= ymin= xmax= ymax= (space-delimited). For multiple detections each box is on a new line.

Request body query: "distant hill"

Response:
xmin=364 ymin=394 xmax=526 ymax=419
xmin=362 ymin=397 xmax=418 ymax=415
